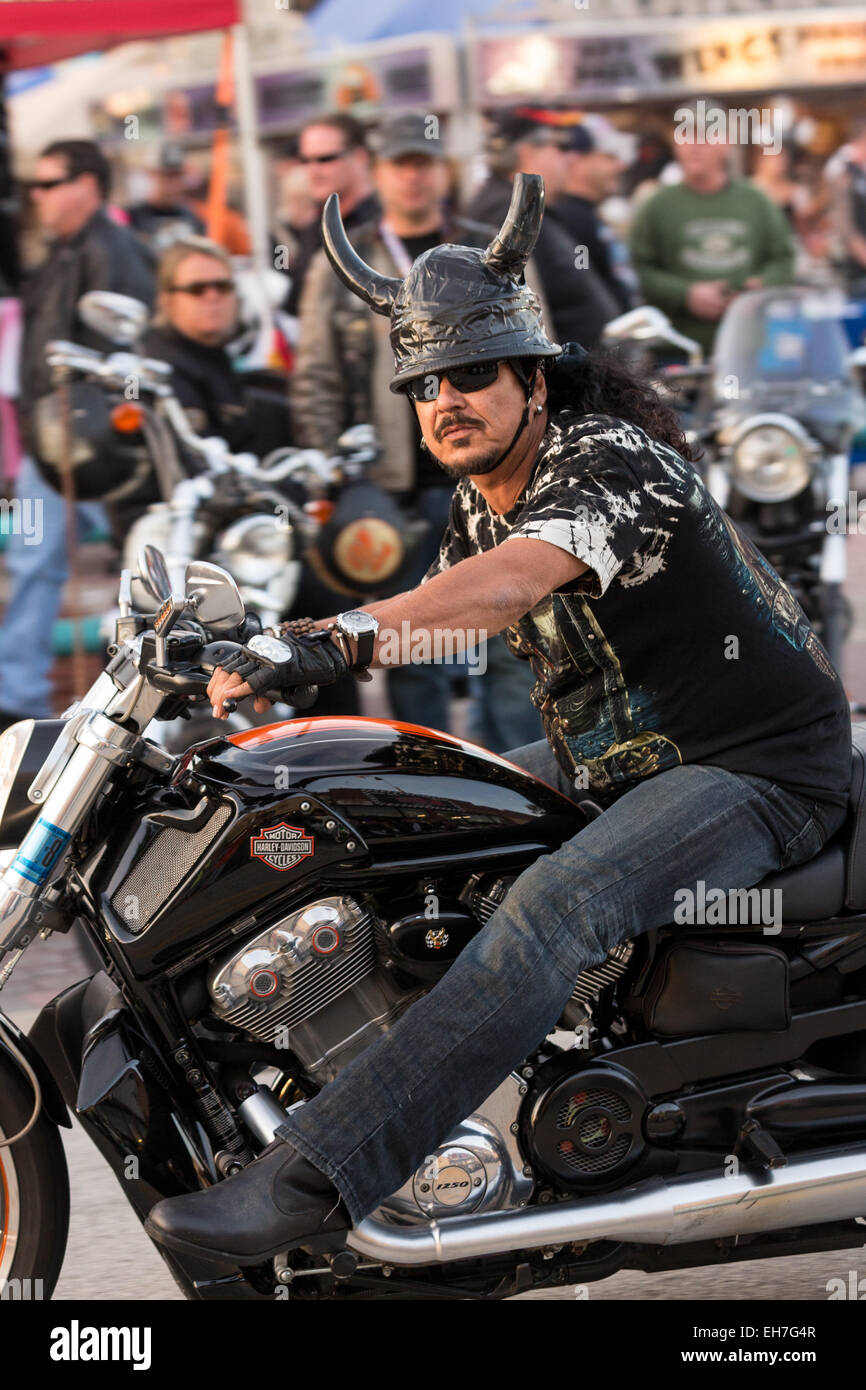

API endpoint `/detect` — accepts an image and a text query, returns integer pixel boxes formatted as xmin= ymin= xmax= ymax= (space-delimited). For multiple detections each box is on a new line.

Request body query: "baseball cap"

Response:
xmin=488 ymin=107 xmax=572 ymax=150
xmin=154 ymin=143 xmax=186 ymax=173
xmin=371 ymin=113 xmax=444 ymax=161
xmin=563 ymin=115 xmax=635 ymax=162
xmin=564 ymin=124 xmax=596 ymax=154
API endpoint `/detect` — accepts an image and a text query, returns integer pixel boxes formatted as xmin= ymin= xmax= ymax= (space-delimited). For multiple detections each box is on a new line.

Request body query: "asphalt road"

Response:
xmin=2 ymin=519 xmax=866 ymax=1303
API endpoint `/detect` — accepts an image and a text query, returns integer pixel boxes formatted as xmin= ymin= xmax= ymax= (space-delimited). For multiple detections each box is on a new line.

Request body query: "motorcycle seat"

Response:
xmin=756 ymin=722 xmax=866 ymax=922
xmin=758 ymin=843 xmax=846 ymax=923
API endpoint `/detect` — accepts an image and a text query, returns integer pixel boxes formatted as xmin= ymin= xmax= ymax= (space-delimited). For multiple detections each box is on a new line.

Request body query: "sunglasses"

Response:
xmin=168 ymin=279 xmax=235 ymax=297
xmin=28 ymin=175 xmax=78 ymax=192
xmin=298 ymin=150 xmax=346 ymax=165
xmin=404 ymin=362 xmax=503 ymax=401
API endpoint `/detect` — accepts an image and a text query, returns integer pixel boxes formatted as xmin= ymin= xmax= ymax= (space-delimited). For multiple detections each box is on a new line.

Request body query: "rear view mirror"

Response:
xmin=77 ymin=292 xmax=149 ymax=347
xmin=138 ymin=545 xmax=172 ymax=603
xmin=603 ymin=306 xmax=704 ymax=366
xmin=603 ymin=306 xmax=673 ymax=342
xmin=185 ymin=561 xmax=245 ymax=633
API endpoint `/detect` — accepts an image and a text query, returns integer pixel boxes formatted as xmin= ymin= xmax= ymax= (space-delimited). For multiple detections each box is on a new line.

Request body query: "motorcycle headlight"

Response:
xmin=214 ymin=515 xmax=292 ymax=586
xmin=730 ymin=416 xmax=812 ymax=502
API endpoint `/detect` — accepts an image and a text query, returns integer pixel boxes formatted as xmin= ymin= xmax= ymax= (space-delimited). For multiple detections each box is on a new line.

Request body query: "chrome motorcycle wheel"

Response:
xmin=0 ymin=1136 xmax=20 ymax=1287
xmin=0 ymin=1055 xmax=70 ymax=1300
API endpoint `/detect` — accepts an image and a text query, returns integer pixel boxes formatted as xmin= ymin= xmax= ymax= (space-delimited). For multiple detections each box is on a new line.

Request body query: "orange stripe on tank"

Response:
xmin=228 ymin=715 xmax=467 ymax=749
xmin=226 ymin=715 xmax=520 ymax=771
xmin=225 ymin=716 xmax=571 ymax=798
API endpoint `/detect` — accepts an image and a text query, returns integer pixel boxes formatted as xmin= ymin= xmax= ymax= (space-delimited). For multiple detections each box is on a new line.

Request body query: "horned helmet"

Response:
xmin=320 ymin=172 xmax=561 ymax=394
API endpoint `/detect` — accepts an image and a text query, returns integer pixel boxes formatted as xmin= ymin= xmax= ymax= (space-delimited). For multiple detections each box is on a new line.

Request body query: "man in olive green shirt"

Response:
xmin=629 ymin=131 xmax=796 ymax=356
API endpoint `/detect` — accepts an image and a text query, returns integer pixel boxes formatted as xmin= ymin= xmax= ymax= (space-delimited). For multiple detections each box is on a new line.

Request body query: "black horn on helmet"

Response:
xmin=322 ymin=193 xmax=402 ymax=315
xmin=482 ymin=170 xmax=546 ymax=278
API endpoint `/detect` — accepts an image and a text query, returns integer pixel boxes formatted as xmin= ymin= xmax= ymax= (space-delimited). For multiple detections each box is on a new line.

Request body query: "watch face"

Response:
xmin=339 ymin=610 xmax=378 ymax=639
xmin=246 ymin=634 xmax=294 ymax=665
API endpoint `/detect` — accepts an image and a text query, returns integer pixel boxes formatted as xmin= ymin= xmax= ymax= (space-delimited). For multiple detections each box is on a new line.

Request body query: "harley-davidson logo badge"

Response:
xmin=250 ymin=823 xmax=315 ymax=872
xmin=710 ymin=984 xmax=742 ymax=1012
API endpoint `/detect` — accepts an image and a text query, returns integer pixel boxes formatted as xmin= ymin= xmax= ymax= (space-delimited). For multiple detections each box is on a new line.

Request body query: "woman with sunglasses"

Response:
xmin=148 ymin=174 xmax=851 ymax=1264
xmin=141 ymin=236 xmax=359 ymax=719
xmin=141 ymin=237 xmax=253 ymax=453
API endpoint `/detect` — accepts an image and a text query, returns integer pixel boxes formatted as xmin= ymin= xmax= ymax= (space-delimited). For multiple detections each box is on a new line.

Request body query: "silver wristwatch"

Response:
xmin=333 ymin=610 xmax=380 ymax=671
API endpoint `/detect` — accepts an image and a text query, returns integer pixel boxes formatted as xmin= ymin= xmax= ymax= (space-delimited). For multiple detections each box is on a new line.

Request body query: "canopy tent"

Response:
xmin=0 ymin=0 xmax=271 ymax=279
xmin=0 ymin=0 xmax=240 ymax=70
xmin=305 ymin=0 xmax=541 ymax=47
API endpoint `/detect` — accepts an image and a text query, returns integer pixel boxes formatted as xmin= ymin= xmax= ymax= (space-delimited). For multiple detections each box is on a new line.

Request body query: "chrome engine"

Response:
xmin=209 ymin=889 xmax=640 ymax=1225
xmin=374 ymin=1072 xmax=534 ymax=1224
xmin=208 ymin=895 xmax=419 ymax=1083
xmin=209 ymin=891 xmax=532 ymax=1222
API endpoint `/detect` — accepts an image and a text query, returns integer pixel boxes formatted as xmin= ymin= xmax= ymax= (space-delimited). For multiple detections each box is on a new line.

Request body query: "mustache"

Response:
xmin=434 ymin=411 xmax=485 ymax=442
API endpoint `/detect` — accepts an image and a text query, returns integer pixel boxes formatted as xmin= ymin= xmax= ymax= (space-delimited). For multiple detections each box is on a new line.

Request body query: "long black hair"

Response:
xmin=534 ymin=342 xmax=701 ymax=464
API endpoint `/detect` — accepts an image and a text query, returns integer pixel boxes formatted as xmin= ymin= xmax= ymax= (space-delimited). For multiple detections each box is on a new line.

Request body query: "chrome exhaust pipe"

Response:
xmin=346 ymin=1145 xmax=866 ymax=1266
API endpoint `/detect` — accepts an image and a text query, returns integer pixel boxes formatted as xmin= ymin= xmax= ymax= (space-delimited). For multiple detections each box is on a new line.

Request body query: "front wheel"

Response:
xmin=0 ymin=1053 xmax=70 ymax=1300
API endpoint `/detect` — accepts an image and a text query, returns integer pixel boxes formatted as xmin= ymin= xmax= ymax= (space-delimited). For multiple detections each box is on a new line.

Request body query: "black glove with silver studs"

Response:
xmin=240 ymin=631 xmax=349 ymax=697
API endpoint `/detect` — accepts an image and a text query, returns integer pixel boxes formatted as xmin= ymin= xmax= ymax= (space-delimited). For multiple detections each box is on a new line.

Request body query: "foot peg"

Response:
xmin=739 ymin=1118 xmax=787 ymax=1170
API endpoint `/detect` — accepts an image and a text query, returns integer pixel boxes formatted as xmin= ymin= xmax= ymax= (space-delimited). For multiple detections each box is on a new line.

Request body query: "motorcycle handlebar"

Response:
xmin=46 ymin=336 xmax=381 ymax=506
xmin=143 ymin=638 xmax=313 ymax=713
xmin=46 ymin=342 xmax=173 ymax=394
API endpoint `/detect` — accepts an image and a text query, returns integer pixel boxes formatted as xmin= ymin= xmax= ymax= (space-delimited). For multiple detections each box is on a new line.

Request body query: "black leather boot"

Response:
xmin=145 ymin=1131 xmax=350 ymax=1264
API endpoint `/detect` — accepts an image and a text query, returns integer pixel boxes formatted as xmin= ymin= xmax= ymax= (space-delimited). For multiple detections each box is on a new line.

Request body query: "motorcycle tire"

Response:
xmin=0 ymin=1052 xmax=70 ymax=1301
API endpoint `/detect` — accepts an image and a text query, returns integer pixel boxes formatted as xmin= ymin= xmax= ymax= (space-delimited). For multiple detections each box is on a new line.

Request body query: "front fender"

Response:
xmin=0 ymin=1006 xmax=71 ymax=1127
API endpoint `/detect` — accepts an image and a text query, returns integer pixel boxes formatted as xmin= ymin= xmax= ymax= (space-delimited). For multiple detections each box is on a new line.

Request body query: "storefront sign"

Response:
xmin=87 ymin=35 xmax=459 ymax=143
xmin=471 ymin=11 xmax=866 ymax=102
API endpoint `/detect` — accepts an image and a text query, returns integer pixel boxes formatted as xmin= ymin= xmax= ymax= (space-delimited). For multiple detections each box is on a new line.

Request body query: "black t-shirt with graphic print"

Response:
xmin=423 ymin=410 xmax=851 ymax=813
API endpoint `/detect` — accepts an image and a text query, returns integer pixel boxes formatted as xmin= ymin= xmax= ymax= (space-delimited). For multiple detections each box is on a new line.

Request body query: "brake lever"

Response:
xmin=146 ymin=662 xmax=211 ymax=697
xmin=224 ymin=684 xmax=316 ymax=714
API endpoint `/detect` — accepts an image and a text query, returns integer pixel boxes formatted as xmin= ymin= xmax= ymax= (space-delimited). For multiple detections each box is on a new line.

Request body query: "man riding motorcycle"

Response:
xmin=145 ymin=174 xmax=852 ymax=1264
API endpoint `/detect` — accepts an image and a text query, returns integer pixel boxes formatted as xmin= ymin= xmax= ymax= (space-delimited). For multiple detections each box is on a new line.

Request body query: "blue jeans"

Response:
xmin=280 ymin=739 xmax=846 ymax=1222
xmin=0 ymin=456 xmax=107 ymax=717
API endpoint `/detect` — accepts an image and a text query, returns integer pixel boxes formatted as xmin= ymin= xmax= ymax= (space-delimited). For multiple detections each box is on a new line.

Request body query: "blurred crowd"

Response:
xmin=2 ymin=99 xmax=866 ymax=745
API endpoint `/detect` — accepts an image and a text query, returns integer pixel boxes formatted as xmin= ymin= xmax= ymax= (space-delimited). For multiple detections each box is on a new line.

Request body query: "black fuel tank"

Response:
xmin=90 ymin=716 xmax=584 ymax=977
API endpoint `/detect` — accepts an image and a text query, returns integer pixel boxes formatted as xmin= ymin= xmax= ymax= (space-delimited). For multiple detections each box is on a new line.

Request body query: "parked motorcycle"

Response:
xmin=2 ymin=551 xmax=866 ymax=1301
xmin=42 ymin=292 xmax=420 ymax=745
xmin=604 ymin=291 xmax=866 ymax=673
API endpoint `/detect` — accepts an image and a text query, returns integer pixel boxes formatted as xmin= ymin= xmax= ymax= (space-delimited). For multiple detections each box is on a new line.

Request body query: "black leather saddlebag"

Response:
xmin=643 ymin=940 xmax=790 ymax=1037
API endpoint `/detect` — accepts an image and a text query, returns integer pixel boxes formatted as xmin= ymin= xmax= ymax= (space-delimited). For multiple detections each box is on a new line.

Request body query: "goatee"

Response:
xmin=425 ymin=444 xmax=505 ymax=480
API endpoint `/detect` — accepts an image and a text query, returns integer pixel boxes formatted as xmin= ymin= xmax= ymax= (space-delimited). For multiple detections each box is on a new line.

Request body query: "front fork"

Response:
xmin=0 ymin=670 xmax=168 ymax=985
